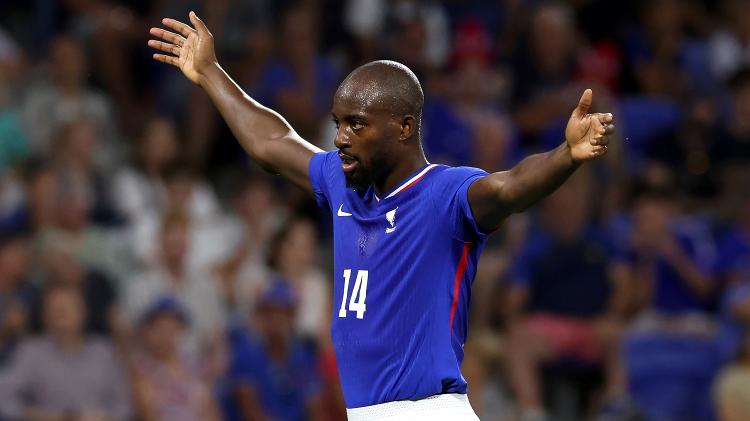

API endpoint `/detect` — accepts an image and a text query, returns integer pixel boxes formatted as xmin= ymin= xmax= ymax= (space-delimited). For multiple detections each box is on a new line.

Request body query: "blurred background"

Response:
xmin=0 ymin=0 xmax=750 ymax=420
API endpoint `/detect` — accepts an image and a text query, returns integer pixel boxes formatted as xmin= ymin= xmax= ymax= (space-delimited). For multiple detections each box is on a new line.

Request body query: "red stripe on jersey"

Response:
xmin=396 ymin=173 xmax=427 ymax=195
xmin=383 ymin=164 xmax=437 ymax=199
xmin=449 ymin=242 xmax=472 ymax=334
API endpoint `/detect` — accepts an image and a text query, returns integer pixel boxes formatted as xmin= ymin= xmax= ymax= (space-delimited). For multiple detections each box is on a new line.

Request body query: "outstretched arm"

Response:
xmin=469 ymin=89 xmax=614 ymax=232
xmin=148 ymin=12 xmax=321 ymax=190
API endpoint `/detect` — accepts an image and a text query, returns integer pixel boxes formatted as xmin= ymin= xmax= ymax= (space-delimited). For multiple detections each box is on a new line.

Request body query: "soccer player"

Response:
xmin=148 ymin=12 xmax=615 ymax=420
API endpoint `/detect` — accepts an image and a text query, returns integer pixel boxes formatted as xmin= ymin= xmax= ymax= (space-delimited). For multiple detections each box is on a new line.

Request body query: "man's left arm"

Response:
xmin=469 ymin=89 xmax=615 ymax=232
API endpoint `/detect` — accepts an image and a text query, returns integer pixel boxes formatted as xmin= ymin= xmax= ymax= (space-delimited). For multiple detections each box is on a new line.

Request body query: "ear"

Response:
xmin=399 ymin=115 xmax=416 ymax=142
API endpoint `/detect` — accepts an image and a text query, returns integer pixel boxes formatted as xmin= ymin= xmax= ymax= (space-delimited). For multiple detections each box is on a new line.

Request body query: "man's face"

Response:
xmin=331 ymin=87 xmax=403 ymax=191
xmin=143 ymin=313 xmax=184 ymax=359
xmin=44 ymin=289 xmax=85 ymax=338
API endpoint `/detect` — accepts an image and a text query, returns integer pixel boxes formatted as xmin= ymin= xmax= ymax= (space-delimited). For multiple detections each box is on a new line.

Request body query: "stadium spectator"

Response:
xmin=265 ymin=217 xmax=329 ymax=346
xmin=35 ymin=173 xmax=131 ymax=286
xmin=35 ymin=245 xmax=117 ymax=336
xmin=128 ymin=161 xmax=224 ymax=270
xmin=51 ymin=118 xmax=123 ymax=224
xmin=709 ymin=0 xmax=750 ymax=82
xmin=122 ymin=209 xmax=225 ymax=359
xmin=511 ymin=2 xmax=584 ymax=145
xmin=0 ymin=229 xmax=35 ymax=367
xmin=0 ymin=284 xmax=131 ymax=420
xmin=111 ymin=116 xmax=179 ymax=226
xmin=252 ymin=3 xmax=340 ymax=143
xmin=622 ymin=191 xmax=718 ymax=321
xmin=619 ymin=190 xmax=720 ymax=421
xmin=213 ymin=173 xmax=283 ymax=314
xmin=130 ymin=295 xmax=221 ymax=421
xmin=504 ymin=169 xmax=630 ymax=420
xmin=20 ymin=35 xmax=118 ymax=162
xmin=223 ymin=280 xmax=325 ymax=421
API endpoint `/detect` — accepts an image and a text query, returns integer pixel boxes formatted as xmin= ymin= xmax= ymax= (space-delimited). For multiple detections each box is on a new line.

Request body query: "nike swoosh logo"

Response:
xmin=337 ymin=204 xmax=352 ymax=217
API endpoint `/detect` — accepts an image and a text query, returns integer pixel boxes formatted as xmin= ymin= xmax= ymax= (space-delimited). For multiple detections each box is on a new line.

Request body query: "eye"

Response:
xmin=351 ymin=121 xmax=364 ymax=130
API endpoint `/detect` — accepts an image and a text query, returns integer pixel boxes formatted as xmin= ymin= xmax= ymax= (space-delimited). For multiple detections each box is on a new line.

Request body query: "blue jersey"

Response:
xmin=309 ymin=151 xmax=489 ymax=408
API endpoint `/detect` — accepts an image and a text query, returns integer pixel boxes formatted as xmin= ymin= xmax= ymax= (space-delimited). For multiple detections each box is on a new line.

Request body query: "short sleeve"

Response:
xmin=308 ymin=151 xmax=337 ymax=209
xmin=432 ymin=166 xmax=489 ymax=242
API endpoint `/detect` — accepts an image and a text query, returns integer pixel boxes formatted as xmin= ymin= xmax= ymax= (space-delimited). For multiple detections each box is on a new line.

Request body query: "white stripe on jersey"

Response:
xmin=383 ymin=164 xmax=439 ymax=199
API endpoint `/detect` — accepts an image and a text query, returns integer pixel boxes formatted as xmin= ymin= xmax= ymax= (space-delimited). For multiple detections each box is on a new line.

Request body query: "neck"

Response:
xmin=164 ymin=260 xmax=184 ymax=279
xmin=281 ymin=262 xmax=305 ymax=280
xmin=53 ymin=332 xmax=83 ymax=351
xmin=151 ymin=348 xmax=178 ymax=363
xmin=265 ymin=335 xmax=289 ymax=361
xmin=143 ymin=162 xmax=161 ymax=178
xmin=374 ymin=149 xmax=428 ymax=196
xmin=58 ymin=80 xmax=82 ymax=96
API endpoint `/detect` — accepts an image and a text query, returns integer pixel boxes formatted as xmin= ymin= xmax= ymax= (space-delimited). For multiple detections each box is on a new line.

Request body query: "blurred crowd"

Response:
xmin=1 ymin=0 xmax=750 ymax=420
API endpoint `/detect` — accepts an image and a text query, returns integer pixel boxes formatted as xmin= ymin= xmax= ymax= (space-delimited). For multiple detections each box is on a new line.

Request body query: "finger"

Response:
xmin=604 ymin=124 xmax=615 ymax=135
xmin=595 ymin=137 xmax=610 ymax=147
xmin=189 ymin=11 xmax=211 ymax=36
xmin=589 ymin=136 xmax=609 ymax=146
xmin=572 ymin=89 xmax=593 ymax=118
xmin=162 ymin=18 xmax=195 ymax=38
xmin=148 ymin=40 xmax=180 ymax=55
xmin=591 ymin=145 xmax=607 ymax=157
xmin=149 ymin=28 xmax=185 ymax=46
xmin=153 ymin=53 xmax=180 ymax=67
xmin=596 ymin=112 xmax=614 ymax=124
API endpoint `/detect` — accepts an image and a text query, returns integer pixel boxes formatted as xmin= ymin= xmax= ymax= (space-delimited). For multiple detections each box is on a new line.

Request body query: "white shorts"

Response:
xmin=346 ymin=393 xmax=480 ymax=421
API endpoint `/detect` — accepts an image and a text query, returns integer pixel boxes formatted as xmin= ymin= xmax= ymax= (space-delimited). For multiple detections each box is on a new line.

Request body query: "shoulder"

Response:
xmin=309 ymin=150 xmax=344 ymax=191
xmin=86 ymin=337 xmax=117 ymax=357
xmin=311 ymin=150 xmax=339 ymax=169
xmin=429 ymin=165 xmax=488 ymax=192
xmin=435 ymin=165 xmax=489 ymax=179
xmin=126 ymin=270 xmax=163 ymax=291
xmin=14 ymin=337 xmax=49 ymax=357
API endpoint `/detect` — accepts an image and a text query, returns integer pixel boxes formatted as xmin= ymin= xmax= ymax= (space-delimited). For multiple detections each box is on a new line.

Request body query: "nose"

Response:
xmin=334 ymin=128 xmax=350 ymax=150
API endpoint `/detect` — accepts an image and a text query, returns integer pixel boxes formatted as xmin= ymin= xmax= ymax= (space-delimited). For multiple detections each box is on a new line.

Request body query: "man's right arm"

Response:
xmin=149 ymin=12 xmax=322 ymax=191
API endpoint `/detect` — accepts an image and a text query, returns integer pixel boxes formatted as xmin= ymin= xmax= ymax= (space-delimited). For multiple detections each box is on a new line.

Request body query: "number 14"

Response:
xmin=338 ymin=269 xmax=368 ymax=319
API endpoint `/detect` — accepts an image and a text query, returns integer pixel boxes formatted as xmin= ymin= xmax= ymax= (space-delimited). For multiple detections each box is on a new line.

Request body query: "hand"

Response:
xmin=148 ymin=11 xmax=217 ymax=85
xmin=565 ymin=89 xmax=615 ymax=163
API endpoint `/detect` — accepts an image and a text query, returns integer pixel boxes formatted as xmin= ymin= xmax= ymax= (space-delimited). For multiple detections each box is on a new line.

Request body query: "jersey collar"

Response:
xmin=373 ymin=164 xmax=438 ymax=202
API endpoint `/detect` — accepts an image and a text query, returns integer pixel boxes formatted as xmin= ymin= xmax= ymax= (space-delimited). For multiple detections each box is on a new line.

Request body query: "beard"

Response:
xmin=345 ymin=163 xmax=374 ymax=191
xmin=344 ymin=151 xmax=390 ymax=192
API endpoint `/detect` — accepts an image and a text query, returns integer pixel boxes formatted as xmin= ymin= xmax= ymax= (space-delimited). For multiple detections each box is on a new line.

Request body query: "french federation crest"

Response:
xmin=385 ymin=207 xmax=398 ymax=233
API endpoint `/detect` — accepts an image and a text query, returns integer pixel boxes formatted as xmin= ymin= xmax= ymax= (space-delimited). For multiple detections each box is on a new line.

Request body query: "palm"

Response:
xmin=148 ymin=12 xmax=217 ymax=85
xmin=566 ymin=113 xmax=604 ymax=160
xmin=564 ymin=89 xmax=614 ymax=163
xmin=178 ymin=33 xmax=202 ymax=83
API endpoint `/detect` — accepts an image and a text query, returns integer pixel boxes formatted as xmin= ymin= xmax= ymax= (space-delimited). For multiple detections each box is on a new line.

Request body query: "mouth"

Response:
xmin=339 ymin=152 xmax=358 ymax=174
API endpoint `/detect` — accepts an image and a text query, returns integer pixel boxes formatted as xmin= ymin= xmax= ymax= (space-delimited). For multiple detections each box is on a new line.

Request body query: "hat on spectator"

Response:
xmin=258 ymin=279 xmax=298 ymax=310
xmin=139 ymin=294 xmax=190 ymax=327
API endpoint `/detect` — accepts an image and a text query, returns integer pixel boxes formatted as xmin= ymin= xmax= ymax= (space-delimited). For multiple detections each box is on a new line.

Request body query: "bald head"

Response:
xmin=336 ymin=60 xmax=424 ymax=123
